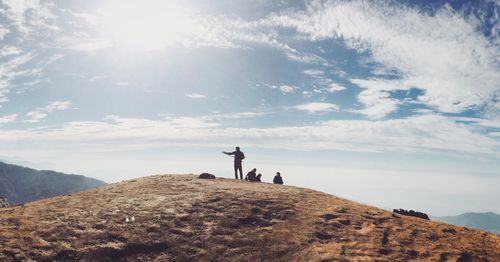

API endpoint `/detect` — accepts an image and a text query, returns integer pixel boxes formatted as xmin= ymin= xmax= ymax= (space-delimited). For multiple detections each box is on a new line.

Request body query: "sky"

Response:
xmin=0 ymin=0 xmax=499 ymax=216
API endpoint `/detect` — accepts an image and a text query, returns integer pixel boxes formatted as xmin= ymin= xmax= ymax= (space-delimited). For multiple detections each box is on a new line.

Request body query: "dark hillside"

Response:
xmin=0 ymin=161 xmax=105 ymax=204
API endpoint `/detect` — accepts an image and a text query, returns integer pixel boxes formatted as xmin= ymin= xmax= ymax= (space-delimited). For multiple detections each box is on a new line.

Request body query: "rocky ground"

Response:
xmin=0 ymin=174 xmax=499 ymax=261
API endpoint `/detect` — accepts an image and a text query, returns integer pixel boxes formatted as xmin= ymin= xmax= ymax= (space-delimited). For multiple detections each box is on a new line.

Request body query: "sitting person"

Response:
xmin=273 ymin=172 xmax=283 ymax=185
xmin=253 ymin=174 xmax=262 ymax=182
xmin=245 ymin=168 xmax=257 ymax=181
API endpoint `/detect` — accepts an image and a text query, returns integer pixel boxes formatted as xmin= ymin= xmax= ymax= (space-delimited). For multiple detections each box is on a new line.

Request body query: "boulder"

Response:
xmin=393 ymin=209 xmax=430 ymax=220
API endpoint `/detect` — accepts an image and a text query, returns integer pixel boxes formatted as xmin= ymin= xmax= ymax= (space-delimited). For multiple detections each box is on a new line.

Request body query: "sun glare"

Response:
xmin=103 ymin=0 xmax=194 ymax=51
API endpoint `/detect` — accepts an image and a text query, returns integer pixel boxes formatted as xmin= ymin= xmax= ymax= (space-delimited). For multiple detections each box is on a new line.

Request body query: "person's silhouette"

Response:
xmin=223 ymin=146 xmax=245 ymax=179
xmin=273 ymin=172 xmax=283 ymax=185
xmin=245 ymin=168 xmax=257 ymax=181
xmin=254 ymin=173 xmax=262 ymax=182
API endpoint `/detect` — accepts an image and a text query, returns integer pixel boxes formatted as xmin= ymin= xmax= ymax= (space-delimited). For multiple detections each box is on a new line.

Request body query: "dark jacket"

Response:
xmin=227 ymin=151 xmax=245 ymax=162
xmin=245 ymin=170 xmax=256 ymax=181
xmin=273 ymin=175 xmax=283 ymax=185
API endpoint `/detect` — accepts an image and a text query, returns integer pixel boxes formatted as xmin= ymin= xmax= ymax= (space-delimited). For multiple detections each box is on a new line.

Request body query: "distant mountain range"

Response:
xmin=0 ymin=161 xmax=106 ymax=204
xmin=433 ymin=212 xmax=500 ymax=234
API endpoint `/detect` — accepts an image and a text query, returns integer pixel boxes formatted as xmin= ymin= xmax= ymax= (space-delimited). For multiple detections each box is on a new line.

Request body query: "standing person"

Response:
xmin=273 ymin=172 xmax=283 ymax=185
xmin=223 ymin=146 xmax=245 ymax=179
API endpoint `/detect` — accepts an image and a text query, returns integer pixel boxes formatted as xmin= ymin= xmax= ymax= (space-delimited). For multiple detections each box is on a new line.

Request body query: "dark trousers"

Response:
xmin=234 ymin=162 xmax=243 ymax=179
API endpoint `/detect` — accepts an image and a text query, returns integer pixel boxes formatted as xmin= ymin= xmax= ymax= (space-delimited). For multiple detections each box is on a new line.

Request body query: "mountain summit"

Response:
xmin=0 ymin=175 xmax=498 ymax=261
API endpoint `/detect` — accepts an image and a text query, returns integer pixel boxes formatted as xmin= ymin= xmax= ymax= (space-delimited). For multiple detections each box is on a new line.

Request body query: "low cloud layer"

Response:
xmin=1 ymin=113 xmax=498 ymax=160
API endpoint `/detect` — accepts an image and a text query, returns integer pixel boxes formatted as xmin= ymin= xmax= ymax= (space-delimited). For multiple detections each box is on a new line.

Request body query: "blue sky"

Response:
xmin=0 ymin=0 xmax=499 ymax=215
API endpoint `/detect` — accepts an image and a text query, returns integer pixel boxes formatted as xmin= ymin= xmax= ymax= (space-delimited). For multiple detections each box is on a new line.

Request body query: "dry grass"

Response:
xmin=0 ymin=174 xmax=499 ymax=261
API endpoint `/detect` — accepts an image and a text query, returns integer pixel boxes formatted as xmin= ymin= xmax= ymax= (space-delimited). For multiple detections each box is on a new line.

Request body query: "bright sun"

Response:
xmin=103 ymin=0 xmax=194 ymax=50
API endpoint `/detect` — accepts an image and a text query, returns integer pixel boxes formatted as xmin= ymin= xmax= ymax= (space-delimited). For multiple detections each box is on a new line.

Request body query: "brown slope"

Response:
xmin=0 ymin=174 xmax=498 ymax=261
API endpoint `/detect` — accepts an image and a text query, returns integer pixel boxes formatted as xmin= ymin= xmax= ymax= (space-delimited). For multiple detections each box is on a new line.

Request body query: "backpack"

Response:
xmin=199 ymin=173 xmax=216 ymax=179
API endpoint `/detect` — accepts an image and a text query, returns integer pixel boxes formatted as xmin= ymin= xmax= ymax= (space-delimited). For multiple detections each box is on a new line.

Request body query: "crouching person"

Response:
xmin=245 ymin=168 xmax=257 ymax=181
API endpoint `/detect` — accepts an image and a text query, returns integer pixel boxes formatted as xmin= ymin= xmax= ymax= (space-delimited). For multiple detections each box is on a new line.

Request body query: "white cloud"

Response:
xmin=413 ymin=108 xmax=434 ymax=114
xmin=1 ymin=114 xmax=498 ymax=159
xmin=1 ymin=0 xmax=57 ymax=35
xmin=24 ymin=101 xmax=73 ymax=123
xmin=0 ymin=51 xmax=35 ymax=103
xmin=294 ymin=102 xmax=339 ymax=113
xmin=278 ymin=85 xmax=296 ymax=94
xmin=0 ymin=46 xmax=22 ymax=57
xmin=351 ymin=80 xmax=400 ymax=119
xmin=0 ymin=27 xmax=9 ymax=39
xmin=0 ymin=114 xmax=17 ymax=124
xmin=268 ymin=84 xmax=298 ymax=94
xmin=203 ymin=111 xmax=265 ymax=120
xmin=452 ymin=117 xmax=500 ymax=129
xmin=88 ymin=75 xmax=109 ymax=82
xmin=162 ymin=116 xmax=219 ymax=129
xmin=0 ymin=48 xmax=62 ymax=104
xmin=24 ymin=111 xmax=48 ymax=123
xmin=260 ymin=1 xmax=500 ymax=117
xmin=158 ymin=14 xmax=328 ymax=64
xmin=186 ymin=93 xmax=207 ymax=98
xmin=303 ymin=69 xmax=324 ymax=76
xmin=302 ymin=90 xmax=313 ymax=98
xmin=114 ymin=82 xmax=129 ymax=86
xmin=44 ymin=101 xmax=72 ymax=112
xmin=327 ymin=83 xmax=347 ymax=93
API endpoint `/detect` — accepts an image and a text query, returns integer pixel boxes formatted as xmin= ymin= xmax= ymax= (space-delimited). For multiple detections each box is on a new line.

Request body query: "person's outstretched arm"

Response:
xmin=223 ymin=151 xmax=235 ymax=155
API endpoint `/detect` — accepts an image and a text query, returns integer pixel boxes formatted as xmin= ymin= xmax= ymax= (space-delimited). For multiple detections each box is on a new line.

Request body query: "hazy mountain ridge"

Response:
xmin=0 ymin=175 xmax=498 ymax=261
xmin=433 ymin=212 xmax=500 ymax=234
xmin=0 ymin=161 xmax=106 ymax=204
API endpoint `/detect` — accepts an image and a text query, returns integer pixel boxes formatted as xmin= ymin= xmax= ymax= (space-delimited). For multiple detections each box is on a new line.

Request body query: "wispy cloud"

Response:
xmin=352 ymin=84 xmax=400 ymax=120
xmin=278 ymin=85 xmax=296 ymax=94
xmin=0 ymin=114 xmax=17 ymax=124
xmin=114 ymin=82 xmax=129 ymax=86
xmin=186 ymin=93 xmax=207 ymax=98
xmin=24 ymin=101 xmax=73 ymax=123
xmin=326 ymin=83 xmax=347 ymax=93
xmin=302 ymin=69 xmax=324 ymax=76
xmin=258 ymin=0 xmax=500 ymax=118
xmin=0 ymin=27 xmax=9 ymax=39
xmin=1 ymin=0 xmax=58 ymax=35
xmin=0 ymin=51 xmax=35 ymax=104
xmin=24 ymin=111 xmax=48 ymax=123
xmin=1 ymin=114 xmax=498 ymax=159
xmin=452 ymin=116 xmax=500 ymax=129
xmin=294 ymin=102 xmax=339 ymax=113
xmin=267 ymin=84 xmax=298 ymax=94
xmin=0 ymin=46 xmax=22 ymax=57
xmin=88 ymin=75 xmax=109 ymax=82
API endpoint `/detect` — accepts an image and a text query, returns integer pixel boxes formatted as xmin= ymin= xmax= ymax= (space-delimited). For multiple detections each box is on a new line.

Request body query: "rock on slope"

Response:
xmin=0 ymin=161 xmax=106 ymax=204
xmin=0 ymin=175 xmax=498 ymax=261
